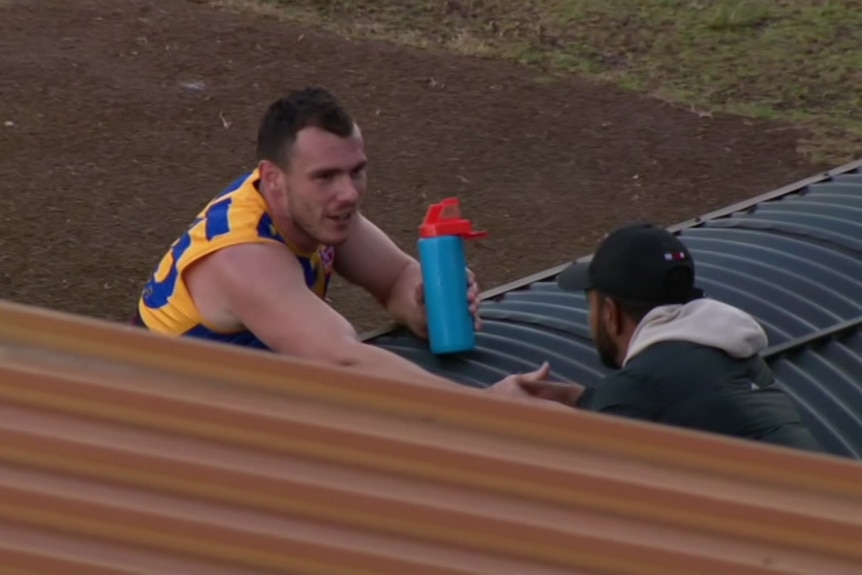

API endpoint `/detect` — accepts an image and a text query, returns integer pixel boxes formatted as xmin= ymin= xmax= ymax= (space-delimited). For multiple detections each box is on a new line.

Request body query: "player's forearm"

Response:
xmin=384 ymin=259 xmax=423 ymax=326
xmin=342 ymin=341 xmax=459 ymax=389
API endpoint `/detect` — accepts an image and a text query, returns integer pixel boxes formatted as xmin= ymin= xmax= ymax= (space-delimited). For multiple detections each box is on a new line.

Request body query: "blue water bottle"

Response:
xmin=418 ymin=198 xmax=488 ymax=355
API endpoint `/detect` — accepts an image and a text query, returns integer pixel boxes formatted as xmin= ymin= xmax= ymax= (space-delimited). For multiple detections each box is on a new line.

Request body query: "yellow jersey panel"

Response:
xmin=137 ymin=169 xmax=334 ymax=349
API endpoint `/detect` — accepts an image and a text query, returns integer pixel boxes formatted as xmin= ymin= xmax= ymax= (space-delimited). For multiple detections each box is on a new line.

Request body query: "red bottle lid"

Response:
xmin=419 ymin=198 xmax=488 ymax=239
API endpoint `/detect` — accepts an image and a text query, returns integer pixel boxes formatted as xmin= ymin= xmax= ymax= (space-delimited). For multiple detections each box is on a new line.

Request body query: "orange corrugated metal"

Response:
xmin=1 ymin=299 xmax=862 ymax=574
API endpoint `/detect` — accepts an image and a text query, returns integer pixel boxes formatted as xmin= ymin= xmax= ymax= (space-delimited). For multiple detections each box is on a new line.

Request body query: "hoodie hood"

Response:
xmin=623 ymin=298 xmax=768 ymax=367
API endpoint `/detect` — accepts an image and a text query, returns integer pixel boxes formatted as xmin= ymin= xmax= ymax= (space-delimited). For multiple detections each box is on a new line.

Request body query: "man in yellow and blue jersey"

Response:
xmin=133 ymin=87 xmax=556 ymax=390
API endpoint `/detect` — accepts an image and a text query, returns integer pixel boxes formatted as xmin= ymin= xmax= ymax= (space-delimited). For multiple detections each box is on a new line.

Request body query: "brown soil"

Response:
xmin=0 ymin=0 xmax=826 ymax=332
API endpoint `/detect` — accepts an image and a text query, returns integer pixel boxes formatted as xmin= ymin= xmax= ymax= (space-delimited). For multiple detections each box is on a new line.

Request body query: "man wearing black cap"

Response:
xmin=509 ymin=222 xmax=823 ymax=452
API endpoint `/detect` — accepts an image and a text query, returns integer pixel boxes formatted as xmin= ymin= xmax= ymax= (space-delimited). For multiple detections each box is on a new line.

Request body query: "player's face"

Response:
xmin=284 ymin=125 xmax=367 ymax=247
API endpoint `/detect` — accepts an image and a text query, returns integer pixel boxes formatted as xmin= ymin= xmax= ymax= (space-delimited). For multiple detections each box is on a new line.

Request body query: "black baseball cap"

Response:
xmin=557 ymin=222 xmax=704 ymax=304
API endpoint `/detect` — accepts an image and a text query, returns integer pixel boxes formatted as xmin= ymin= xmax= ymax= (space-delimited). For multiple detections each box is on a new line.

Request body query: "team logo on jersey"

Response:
xmin=320 ymin=245 xmax=336 ymax=270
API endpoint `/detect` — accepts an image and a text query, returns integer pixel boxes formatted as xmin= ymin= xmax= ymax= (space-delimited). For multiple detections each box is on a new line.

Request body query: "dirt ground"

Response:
xmin=0 ymin=0 xmax=827 ymax=332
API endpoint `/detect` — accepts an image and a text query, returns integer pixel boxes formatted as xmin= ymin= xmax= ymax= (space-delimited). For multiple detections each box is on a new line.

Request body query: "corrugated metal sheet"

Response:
xmin=2 ymin=300 xmax=862 ymax=574
xmin=365 ymin=159 xmax=862 ymax=460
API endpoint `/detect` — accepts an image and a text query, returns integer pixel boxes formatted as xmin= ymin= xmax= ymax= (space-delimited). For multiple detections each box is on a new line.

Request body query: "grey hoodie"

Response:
xmin=624 ymin=298 xmax=768 ymax=367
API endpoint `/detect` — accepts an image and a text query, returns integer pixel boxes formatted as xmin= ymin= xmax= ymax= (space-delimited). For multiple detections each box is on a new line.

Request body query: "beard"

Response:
xmin=298 ymin=216 xmax=351 ymax=246
xmin=594 ymin=322 xmax=621 ymax=369
xmin=289 ymin=200 xmax=354 ymax=248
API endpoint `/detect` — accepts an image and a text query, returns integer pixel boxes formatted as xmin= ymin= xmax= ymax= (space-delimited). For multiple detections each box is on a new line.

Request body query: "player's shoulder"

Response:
xmin=207 ymin=241 xmax=301 ymax=277
xmin=187 ymin=185 xmax=269 ymax=242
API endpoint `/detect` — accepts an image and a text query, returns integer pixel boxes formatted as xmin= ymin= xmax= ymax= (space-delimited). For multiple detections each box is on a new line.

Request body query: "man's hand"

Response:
xmin=408 ymin=267 xmax=482 ymax=339
xmin=485 ymin=362 xmax=586 ymax=409
xmin=520 ymin=379 xmax=586 ymax=408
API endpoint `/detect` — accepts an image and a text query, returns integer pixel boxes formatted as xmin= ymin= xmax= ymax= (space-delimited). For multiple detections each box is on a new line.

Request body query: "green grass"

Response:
xmin=247 ymin=0 xmax=862 ymax=163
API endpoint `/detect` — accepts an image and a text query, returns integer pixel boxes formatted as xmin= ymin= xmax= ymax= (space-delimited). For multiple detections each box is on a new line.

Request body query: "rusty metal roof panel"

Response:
xmin=2 ymin=300 xmax=862 ymax=574
xmin=365 ymin=160 xmax=862 ymax=459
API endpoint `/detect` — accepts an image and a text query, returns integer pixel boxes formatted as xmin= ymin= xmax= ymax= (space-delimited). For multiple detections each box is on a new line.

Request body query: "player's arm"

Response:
xmin=206 ymin=241 xmax=459 ymax=387
xmin=576 ymin=372 xmax=659 ymax=420
xmin=333 ymin=213 xmax=423 ymax=328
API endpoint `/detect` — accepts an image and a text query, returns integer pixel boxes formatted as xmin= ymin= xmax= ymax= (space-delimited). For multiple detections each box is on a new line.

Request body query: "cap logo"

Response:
xmin=664 ymin=251 xmax=687 ymax=262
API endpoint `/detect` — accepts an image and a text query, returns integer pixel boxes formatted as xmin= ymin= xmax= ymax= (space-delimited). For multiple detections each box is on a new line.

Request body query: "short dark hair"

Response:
xmin=256 ymin=87 xmax=355 ymax=166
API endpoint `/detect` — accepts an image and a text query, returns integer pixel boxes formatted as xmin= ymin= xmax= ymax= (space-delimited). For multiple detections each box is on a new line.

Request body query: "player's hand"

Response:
xmin=485 ymin=362 xmax=584 ymax=409
xmin=411 ymin=267 xmax=482 ymax=339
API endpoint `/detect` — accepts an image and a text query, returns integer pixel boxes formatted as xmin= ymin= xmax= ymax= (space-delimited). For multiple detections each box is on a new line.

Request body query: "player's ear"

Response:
xmin=258 ymin=159 xmax=287 ymax=194
xmin=602 ymin=296 xmax=625 ymax=336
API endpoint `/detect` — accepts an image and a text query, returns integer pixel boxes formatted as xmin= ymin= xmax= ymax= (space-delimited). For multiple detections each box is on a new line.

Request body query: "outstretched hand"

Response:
xmin=485 ymin=362 xmax=585 ymax=409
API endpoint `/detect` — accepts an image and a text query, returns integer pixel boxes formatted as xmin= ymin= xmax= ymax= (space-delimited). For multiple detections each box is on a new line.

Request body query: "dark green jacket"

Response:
xmin=577 ymin=340 xmax=823 ymax=452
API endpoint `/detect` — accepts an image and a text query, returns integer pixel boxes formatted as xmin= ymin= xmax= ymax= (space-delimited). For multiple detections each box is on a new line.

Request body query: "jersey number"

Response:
xmin=142 ymin=197 xmax=233 ymax=309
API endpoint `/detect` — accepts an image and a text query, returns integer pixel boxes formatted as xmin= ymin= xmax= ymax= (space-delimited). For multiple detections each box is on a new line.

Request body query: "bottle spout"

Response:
xmin=419 ymin=197 xmax=488 ymax=240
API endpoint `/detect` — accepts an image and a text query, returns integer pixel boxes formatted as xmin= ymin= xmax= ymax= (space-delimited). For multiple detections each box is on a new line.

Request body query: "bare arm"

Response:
xmin=206 ymin=242 xmax=458 ymax=388
xmin=334 ymin=213 xmax=423 ymax=327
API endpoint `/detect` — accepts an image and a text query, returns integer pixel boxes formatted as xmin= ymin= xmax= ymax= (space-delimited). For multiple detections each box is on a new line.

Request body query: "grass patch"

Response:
xmin=241 ymin=0 xmax=862 ymax=164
